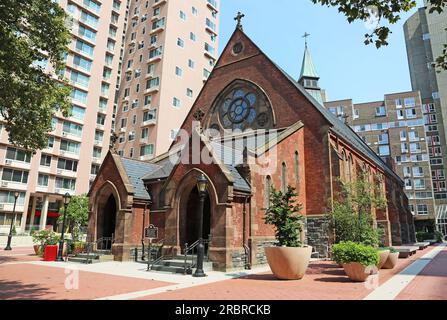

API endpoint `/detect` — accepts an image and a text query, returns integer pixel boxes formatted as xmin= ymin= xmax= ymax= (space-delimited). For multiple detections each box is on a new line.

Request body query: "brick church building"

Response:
xmin=88 ymin=25 xmax=416 ymax=270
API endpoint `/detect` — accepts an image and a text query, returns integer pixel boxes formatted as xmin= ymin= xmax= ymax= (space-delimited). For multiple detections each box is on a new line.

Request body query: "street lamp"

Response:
xmin=4 ymin=191 xmax=20 ymax=251
xmin=193 ymin=174 xmax=208 ymax=277
xmin=57 ymin=192 xmax=71 ymax=261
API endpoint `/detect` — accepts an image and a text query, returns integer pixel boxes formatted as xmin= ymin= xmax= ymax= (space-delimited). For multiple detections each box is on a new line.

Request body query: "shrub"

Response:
xmin=434 ymin=231 xmax=443 ymax=243
xmin=416 ymin=231 xmax=436 ymax=242
xmin=332 ymin=241 xmax=379 ymax=267
xmin=31 ymin=229 xmax=60 ymax=246
xmin=264 ymin=186 xmax=304 ymax=247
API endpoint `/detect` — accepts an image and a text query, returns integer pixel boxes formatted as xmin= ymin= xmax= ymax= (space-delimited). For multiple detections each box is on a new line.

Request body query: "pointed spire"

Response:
xmin=299 ymin=41 xmax=319 ymax=80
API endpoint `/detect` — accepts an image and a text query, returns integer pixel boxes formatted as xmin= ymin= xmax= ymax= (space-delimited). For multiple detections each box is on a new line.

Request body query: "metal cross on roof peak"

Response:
xmin=235 ymin=12 xmax=245 ymax=30
xmin=302 ymin=32 xmax=311 ymax=46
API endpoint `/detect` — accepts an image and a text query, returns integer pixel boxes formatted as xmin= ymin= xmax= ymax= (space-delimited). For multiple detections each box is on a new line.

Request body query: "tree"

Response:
xmin=0 ymin=0 xmax=71 ymax=151
xmin=57 ymin=195 xmax=89 ymax=241
xmin=264 ymin=186 xmax=305 ymax=247
xmin=310 ymin=0 xmax=447 ymax=71
xmin=330 ymin=171 xmax=387 ymax=247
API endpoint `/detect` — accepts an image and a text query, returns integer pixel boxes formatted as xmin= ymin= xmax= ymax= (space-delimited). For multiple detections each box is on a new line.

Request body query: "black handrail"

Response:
xmin=183 ymin=235 xmax=211 ymax=274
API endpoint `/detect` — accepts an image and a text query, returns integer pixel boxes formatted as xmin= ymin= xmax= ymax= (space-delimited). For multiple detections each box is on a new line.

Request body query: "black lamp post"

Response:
xmin=4 ymin=191 xmax=20 ymax=251
xmin=193 ymin=174 xmax=208 ymax=277
xmin=57 ymin=192 xmax=71 ymax=261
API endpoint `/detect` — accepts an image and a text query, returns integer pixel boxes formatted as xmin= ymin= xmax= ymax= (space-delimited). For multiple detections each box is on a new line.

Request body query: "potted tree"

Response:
xmin=31 ymin=229 xmax=51 ymax=255
xmin=43 ymin=231 xmax=60 ymax=262
xmin=333 ymin=241 xmax=379 ymax=282
xmin=264 ymin=186 xmax=312 ymax=280
xmin=377 ymin=248 xmax=390 ymax=269
xmin=381 ymin=247 xmax=399 ymax=269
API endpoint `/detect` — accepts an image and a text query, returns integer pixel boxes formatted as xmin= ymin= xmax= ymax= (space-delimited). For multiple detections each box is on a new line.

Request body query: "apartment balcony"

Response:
xmin=150 ymin=26 xmax=165 ymax=35
xmin=3 ymin=159 xmax=31 ymax=170
xmin=140 ymin=137 xmax=149 ymax=144
xmin=205 ymin=25 xmax=218 ymax=36
xmin=92 ymin=157 xmax=102 ymax=165
xmin=151 ymin=15 xmax=160 ymax=22
xmin=58 ymin=150 xmax=80 ymax=160
xmin=54 ymin=188 xmax=75 ymax=196
xmin=38 ymin=166 xmax=52 ymax=174
xmin=140 ymin=154 xmax=154 ymax=161
xmin=142 ymin=119 xmax=157 ymax=127
xmin=61 ymin=131 xmax=82 ymax=143
xmin=94 ymin=140 xmax=103 ymax=147
xmin=0 ymin=203 xmax=25 ymax=213
xmin=145 ymin=86 xmax=159 ymax=95
xmin=0 ymin=181 xmax=28 ymax=191
xmin=36 ymin=185 xmax=49 ymax=193
xmin=204 ymin=50 xmax=216 ymax=59
xmin=56 ymin=169 xmax=77 ymax=178
xmin=147 ymin=55 xmax=162 ymax=64
xmin=145 ymin=72 xmax=155 ymax=80
xmin=96 ymin=123 xmax=105 ymax=131
xmin=152 ymin=0 xmax=167 ymax=8
xmin=206 ymin=0 xmax=218 ymax=11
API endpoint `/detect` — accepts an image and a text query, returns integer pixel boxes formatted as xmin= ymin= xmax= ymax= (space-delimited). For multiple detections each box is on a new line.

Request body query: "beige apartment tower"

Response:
xmin=114 ymin=0 xmax=220 ymax=160
xmin=404 ymin=2 xmax=447 ymax=235
xmin=0 ymin=0 xmax=127 ymax=233
xmin=325 ymin=91 xmax=437 ymax=231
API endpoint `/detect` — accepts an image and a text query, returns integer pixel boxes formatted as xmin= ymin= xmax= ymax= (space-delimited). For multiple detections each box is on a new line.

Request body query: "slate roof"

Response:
xmin=274 ymin=62 xmax=403 ymax=183
xmin=120 ymin=157 xmax=160 ymax=200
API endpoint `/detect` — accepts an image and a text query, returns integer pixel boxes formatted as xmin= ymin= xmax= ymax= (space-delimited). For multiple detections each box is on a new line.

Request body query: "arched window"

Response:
xmin=347 ymin=154 xmax=353 ymax=182
xmin=265 ymin=175 xmax=272 ymax=208
xmin=294 ymin=151 xmax=299 ymax=184
xmin=205 ymin=80 xmax=275 ymax=134
xmin=281 ymin=162 xmax=287 ymax=192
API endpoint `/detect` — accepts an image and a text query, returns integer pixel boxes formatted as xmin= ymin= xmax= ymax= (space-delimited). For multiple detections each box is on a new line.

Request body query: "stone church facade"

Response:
xmin=88 ymin=27 xmax=416 ymax=271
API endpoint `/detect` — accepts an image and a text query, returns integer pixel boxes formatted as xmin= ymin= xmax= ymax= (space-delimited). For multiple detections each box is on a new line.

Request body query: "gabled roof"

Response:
xmin=119 ymin=157 xmax=160 ymax=200
xmin=299 ymin=45 xmax=319 ymax=80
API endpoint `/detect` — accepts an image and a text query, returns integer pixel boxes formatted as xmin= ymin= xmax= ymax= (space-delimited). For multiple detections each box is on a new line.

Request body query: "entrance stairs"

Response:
xmin=67 ymin=250 xmax=114 ymax=264
xmin=149 ymin=255 xmax=213 ymax=274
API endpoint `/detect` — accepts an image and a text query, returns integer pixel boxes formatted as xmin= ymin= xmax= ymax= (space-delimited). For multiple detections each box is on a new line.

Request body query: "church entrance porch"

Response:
xmin=180 ymin=186 xmax=211 ymax=252
xmin=96 ymin=194 xmax=117 ymax=250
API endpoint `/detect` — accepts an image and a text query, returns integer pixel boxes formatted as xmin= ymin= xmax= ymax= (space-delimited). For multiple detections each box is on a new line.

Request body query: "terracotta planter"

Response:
xmin=33 ymin=244 xmax=40 ymax=255
xmin=264 ymin=246 xmax=312 ymax=280
xmin=377 ymin=250 xmax=390 ymax=269
xmin=382 ymin=252 xmax=399 ymax=269
xmin=343 ymin=262 xmax=378 ymax=282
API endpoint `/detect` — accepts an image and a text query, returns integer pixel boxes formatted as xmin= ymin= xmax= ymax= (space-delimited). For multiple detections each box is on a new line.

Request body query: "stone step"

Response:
xmin=161 ymin=259 xmax=213 ymax=269
xmin=76 ymin=253 xmax=100 ymax=260
xmin=149 ymin=265 xmax=188 ymax=274
xmin=99 ymin=255 xmax=114 ymax=262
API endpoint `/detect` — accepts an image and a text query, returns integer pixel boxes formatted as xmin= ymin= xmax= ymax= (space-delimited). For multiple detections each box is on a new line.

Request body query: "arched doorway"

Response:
xmin=180 ymin=186 xmax=211 ymax=249
xmin=97 ymin=194 xmax=117 ymax=249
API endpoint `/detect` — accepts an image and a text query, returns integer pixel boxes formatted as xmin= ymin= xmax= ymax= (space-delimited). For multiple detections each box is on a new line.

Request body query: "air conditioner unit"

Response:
xmin=120 ymin=128 xmax=126 ymax=133
xmin=57 ymin=170 xmax=63 ymax=175
xmin=62 ymin=132 xmax=68 ymax=137
xmin=1 ymin=181 xmax=8 ymax=187
xmin=0 ymin=204 xmax=4 ymax=210
xmin=60 ymin=151 xmax=65 ymax=156
xmin=5 ymin=159 xmax=12 ymax=165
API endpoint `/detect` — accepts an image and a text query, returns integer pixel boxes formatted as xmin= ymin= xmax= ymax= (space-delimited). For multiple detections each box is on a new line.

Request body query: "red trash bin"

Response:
xmin=43 ymin=245 xmax=58 ymax=261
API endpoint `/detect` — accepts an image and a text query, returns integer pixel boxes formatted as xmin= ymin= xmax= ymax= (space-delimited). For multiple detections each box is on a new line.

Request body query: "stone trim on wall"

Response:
xmin=306 ymin=215 xmax=331 ymax=258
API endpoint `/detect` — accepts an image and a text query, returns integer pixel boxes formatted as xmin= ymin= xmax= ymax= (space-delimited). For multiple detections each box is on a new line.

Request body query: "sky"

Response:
xmin=217 ymin=0 xmax=425 ymax=103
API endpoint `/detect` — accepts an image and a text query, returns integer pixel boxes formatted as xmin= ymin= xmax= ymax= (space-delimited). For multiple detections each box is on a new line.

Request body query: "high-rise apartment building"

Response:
xmin=114 ymin=0 xmax=220 ymax=160
xmin=325 ymin=91 xmax=437 ymax=231
xmin=404 ymin=3 xmax=447 ymax=235
xmin=0 ymin=0 xmax=127 ymax=233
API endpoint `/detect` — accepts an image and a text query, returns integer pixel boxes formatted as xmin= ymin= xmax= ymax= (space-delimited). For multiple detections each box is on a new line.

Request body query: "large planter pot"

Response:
xmin=43 ymin=245 xmax=58 ymax=261
xmin=33 ymin=244 xmax=40 ymax=255
xmin=377 ymin=250 xmax=390 ymax=269
xmin=343 ymin=262 xmax=377 ymax=282
xmin=382 ymin=252 xmax=399 ymax=269
xmin=264 ymin=246 xmax=312 ymax=280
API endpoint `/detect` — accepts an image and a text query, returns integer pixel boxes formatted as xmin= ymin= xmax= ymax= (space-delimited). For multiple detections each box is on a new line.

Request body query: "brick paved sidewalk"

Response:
xmin=137 ymin=246 xmax=440 ymax=300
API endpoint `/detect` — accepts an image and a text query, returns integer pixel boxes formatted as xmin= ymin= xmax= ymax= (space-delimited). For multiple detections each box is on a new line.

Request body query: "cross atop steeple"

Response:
xmin=302 ymin=32 xmax=311 ymax=47
xmin=235 ymin=12 xmax=245 ymax=30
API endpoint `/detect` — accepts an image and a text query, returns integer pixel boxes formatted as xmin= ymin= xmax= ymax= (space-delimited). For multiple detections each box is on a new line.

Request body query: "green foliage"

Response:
xmin=419 ymin=231 xmax=445 ymax=242
xmin=57 ymin=195 xmax=89 ymax=241
xmin=31 ymin=229 xmax=60 ymax=246
xmin=310 ymin=0 xmax=447 ymax=70
xmin=0 ymin=0 xmax=71 ymax=150
xmin=330 ymin=171 xmax=385 ymax=247
xmin=379 ymin=246 xmax=398 ymax=253
xmin=332 ymin=241 xmax=379 ymax=266
xmin=264 ymin=186 xmax=305 ymax=247
xmin=11 ymin=225 xmax=17 ymax=236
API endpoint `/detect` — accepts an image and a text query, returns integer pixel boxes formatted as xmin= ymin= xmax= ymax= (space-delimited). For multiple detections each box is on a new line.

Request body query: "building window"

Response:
xmin=1 ymin=168 xmax=29 ymax=184
xmin=417 ymin=204 xmax=428 ymax=215
xmin=140 ymin=144 xmax=154 ymax=156
xmin=40 ymin=154 xmax=51 ymax=167
xmin=378 ymin=145 xmax=390 ymax=156
xmin=175 ymin=66 xmax=182 ymax=76
xmin=186 ymin=88 xmax=193 ymax=98
xmin=179 ymin=10 xmax=186 ymax=20
xmin=294 ymin=151 xmax=299 ymax=183
xmin=57 ymin=158 xmax=78 ymax=172
xmin=177 ymin=38 xmax=184 ymax=48
xmin=188 ymin=59 xmax=195 ymax=69
xmin=173 ymin=97 xmax=181 ymax=108
xmin=6 ymin=147 xmax=32 ymax=163
xmin=265 ymin=175 xmax=272 ymax=208
xmin=281 ymin=162 xmax=287 ymax=192
xmin=38 ymin=174 xmax=49 ymax=187
xmin=375 ymin=106 xmax=386 ymax=117
xmin=190 ymin=32 xmax=196 ymax=41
